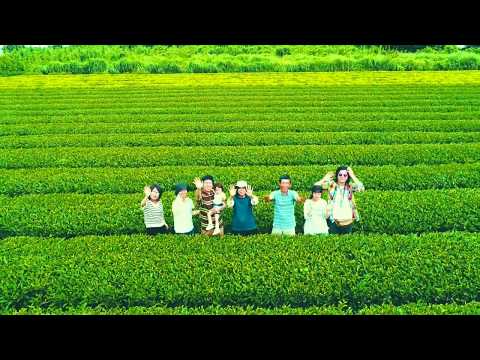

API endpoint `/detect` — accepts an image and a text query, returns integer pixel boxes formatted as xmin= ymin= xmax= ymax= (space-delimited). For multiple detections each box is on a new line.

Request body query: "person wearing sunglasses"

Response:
xmin=227 ymin=180 xmax=259 ymax=236
xmin=315 ymin=166 xmax=364 ymax=235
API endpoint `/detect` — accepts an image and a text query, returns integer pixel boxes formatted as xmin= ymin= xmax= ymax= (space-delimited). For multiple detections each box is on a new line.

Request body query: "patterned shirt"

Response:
xmin=198 ymin=189 xmax=223 ymax=230
xmin=143 ymin=200 xmax=166 ymax=228
xmin=327 ymin=181 xmax=364 ymax=222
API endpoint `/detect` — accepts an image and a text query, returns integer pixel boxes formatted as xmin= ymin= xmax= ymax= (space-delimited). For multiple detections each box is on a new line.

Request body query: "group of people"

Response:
xmin=141 ymin=165 xmax=365 ymax=236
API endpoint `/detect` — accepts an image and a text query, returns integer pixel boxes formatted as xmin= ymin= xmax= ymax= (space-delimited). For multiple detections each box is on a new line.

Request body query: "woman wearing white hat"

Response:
xmin=227 ymin=180 xmax=259 ymax=236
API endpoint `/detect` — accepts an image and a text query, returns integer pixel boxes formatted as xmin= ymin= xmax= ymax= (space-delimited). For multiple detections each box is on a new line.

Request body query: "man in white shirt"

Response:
xmin=172 ymin=183 xmax=200 ymax=235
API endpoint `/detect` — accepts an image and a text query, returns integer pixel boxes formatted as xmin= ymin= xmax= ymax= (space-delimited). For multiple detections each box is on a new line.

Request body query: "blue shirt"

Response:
xmin=231 ymin=195 xmax=257 ymax=231
xmin=271 ymin=190 xmax=298 ymax=230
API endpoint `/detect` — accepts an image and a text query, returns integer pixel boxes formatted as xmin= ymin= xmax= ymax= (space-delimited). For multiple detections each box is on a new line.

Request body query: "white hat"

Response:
xmin=235 ymin=180 xmax=248 ymax=188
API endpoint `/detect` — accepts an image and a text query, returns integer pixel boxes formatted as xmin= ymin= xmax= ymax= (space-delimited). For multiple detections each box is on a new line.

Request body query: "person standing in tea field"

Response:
xmin=141 ymin=184 xmax=169 ymax=235
xmin=206 ymin=182 xmax=227 ymax=235
xmin=315 ymin=166 xmax=364 ymax=235
xmin=303 ymin=185 xmax=330 ymax=235
xmin=227 ymin=180 xmax=259 ymax=236
xmin=172 ymin=183 xmax=200 ymax=235
xmin=264 ymin=175 xmax=304 ymax=236
xmin=193 ymin=175 xmax=225 ymax=236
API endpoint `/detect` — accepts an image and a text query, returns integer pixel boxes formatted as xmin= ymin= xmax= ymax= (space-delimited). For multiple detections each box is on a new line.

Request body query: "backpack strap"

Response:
xmin=328 ymin=181 xmax=336 ymax=201
xmin=350 ymin=187 xmax=360 ymax=220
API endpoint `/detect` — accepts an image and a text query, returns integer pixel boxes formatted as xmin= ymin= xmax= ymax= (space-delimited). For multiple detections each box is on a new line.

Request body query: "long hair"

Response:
xmin=335 ymin=166 xmax=352 ymax=185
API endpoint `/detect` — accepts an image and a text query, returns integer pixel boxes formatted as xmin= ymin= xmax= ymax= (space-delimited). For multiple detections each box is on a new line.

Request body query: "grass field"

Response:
xmin=1 ymin=71 xmax=479 ymax=315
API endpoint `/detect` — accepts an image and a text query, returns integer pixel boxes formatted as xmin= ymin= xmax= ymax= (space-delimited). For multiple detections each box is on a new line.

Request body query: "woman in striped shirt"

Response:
xmin=141 ymin=184 xmax=169 ymax=235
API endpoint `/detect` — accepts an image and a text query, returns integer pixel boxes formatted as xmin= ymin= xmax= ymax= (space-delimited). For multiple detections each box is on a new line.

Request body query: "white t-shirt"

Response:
xmin=331 ymin=186 xmax=354 ymax=221
xmin=172 ymin=197 xmax=194 ymax=234
xmin=213 ymin=192 xmax=226 ymax=207
xmin=303 ymin=199 xmax=329 ymax=235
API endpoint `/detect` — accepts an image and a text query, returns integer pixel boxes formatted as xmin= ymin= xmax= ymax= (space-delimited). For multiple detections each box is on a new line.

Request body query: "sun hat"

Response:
xmin=235 ymin=180 xmax=248 ymax=188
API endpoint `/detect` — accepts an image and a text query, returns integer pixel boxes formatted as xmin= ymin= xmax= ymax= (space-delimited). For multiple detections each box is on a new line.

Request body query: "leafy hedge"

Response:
xmin=40 ymin=59 xmax=108 ymax=75
xmin=2 ymin=84 xmax=479 ymax=104
xmin=1 ymin=71 xmax=479 ymax=89
xmin=0 ymin=189 xmax=479 ymax=237
xmin=1 ymin=232 xmax=479 ymax=310
xmin=4 ymin=302 xmax=480 ymax=315
xmin=1 ymin=131 xmax=479 ymax=149
xmin=3 ymin=104 xmax=477 ymax=117
xmin=1 ymin=143 xmax=479 ymax=169
xmin=2 ymin=120 xmax=480 ymax=136
xmin=3 ymin=95 xmax=480 ymax=111
xmin=1 ymin=163 xmax=479 ymax=196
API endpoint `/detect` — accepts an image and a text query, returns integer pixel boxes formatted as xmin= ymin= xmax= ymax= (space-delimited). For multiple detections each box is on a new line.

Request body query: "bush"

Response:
xmin=0 ymin=55 xmax=25 ymax=75
xmin=275 ymin=47 xmax=291 ymax=57
xmin=111 ymin=60 xmax=144 ymax=73
xmin=358 ymin=56 xmax=403 ymax=71
xmin=40 ymin=62 xmax=68 ymax=74
xmin=0 ymin=188 xmax=479 ymax=237
xmin=444 ymin=53 xmax=480 ymax=70
xmin=83 ymin=59 xmax=108 ymax=73
xmin=1 ymin=163 xmax=480 ymax=197
xmin=186 ymin=61 xmax=218 ymax=73
xmin=1 ymin=232 xmax=480 ymax=310
xmin=146 ymin=61 xmax=182 ymax=74
xmin=1 ymin=143 xmax=478 ymax=169
xmin=64 ymin=62 xmax=86 ymax=74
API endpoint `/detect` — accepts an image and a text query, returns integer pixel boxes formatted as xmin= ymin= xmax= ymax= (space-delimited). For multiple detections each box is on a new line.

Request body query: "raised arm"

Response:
xmin=347 ymin=167 xmax=365 ymax=192
xmin=193 ymin=177 xmax=203 ymax=203
xmin=141 ymin=185 xmax=151 ymax=208
xmin=246 ymin=185 xmax=259 ymax=206
xmin=314 ymin=171 xmax=335 ymax=189
xmin=227 ymin=185 xmax=236 ymax=208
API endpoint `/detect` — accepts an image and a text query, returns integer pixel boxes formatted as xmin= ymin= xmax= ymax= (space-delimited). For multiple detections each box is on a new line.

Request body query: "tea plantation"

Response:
xmin=1 ymin=71 xmax=480 ymax=315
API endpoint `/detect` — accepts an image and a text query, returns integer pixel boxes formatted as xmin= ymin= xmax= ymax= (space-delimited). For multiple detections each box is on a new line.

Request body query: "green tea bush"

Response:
xmin=0 ymin=189 xmax=478 ymax=237
xmin=1 ymin=232 xmax=479 ymax=310
xmin=1 ymin=162 xmax=478 ymax=196
xmin=1 ymin=143 xmax=478 ymax=169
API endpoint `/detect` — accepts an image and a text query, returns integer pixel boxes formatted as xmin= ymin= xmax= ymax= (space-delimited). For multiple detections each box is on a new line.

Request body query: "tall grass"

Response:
xmin=1 ymin=45 xmax=480 ymax=75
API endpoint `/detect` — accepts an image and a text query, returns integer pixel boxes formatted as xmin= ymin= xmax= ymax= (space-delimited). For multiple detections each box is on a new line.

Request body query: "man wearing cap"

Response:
xmin=227 ymin=180 xmax=259 ymax=236
xmin=193 ymin=175 xmax=225 ymax=236
xmin=172 ymin=183 xmax=199 ymax=235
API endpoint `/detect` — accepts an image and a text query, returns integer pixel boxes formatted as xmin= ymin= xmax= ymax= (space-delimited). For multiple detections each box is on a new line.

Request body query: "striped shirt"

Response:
xmin=143 ymin=200 xmax=166 ymax=228
xmin=198 ymin=189 xmax=223 ymax=230
xmin=270 ymin=190 xmax=299 ymax=230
